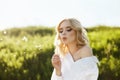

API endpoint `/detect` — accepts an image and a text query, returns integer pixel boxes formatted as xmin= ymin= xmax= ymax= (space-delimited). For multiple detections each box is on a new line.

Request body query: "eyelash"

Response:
xmin=67 ymin=28 xmax=72 ymax=32
xmin=59 ymin=28 xmax=72 ymax=33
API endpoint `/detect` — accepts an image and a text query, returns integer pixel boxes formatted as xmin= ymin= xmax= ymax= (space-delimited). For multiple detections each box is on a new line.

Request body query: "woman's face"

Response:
xmin=59 ymin=20 xmax=76 ymax=45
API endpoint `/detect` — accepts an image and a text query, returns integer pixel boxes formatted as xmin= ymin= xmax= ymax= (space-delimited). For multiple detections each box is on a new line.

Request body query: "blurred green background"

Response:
xmin=0 ymin=26 xmax=120 ymax=80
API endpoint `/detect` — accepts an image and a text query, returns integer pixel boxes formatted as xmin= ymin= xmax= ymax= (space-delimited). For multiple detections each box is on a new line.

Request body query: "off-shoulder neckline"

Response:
xmin=67 ymin=53 xmax=98 ymax=63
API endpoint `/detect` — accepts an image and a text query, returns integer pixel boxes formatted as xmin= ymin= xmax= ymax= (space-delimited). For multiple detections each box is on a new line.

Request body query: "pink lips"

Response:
xmin=62 ymin=37 xmax=67 ymax=41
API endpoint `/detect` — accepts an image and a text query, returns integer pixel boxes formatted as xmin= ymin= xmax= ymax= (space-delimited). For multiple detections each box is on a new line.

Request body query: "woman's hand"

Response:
xmin=51 ymin=54 xmax=61 ymax=76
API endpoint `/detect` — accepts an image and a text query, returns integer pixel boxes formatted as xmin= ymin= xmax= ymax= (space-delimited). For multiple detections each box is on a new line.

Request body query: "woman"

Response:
xmin=51 ymin=18 xmax=99 ymax=80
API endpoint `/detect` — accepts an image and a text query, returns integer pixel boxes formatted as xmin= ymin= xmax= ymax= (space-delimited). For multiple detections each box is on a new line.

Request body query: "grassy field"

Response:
xmin=0 ymin=25 xmax=120 ymax=80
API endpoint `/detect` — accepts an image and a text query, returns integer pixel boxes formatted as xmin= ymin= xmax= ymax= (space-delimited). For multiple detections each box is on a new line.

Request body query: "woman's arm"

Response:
xmin=51 ymin=54 xmax=63 ymax=80
xmin=80 ymin=58 xmax=99 ymax=80
xmin=83 ymin=65 xmax=99 ymax=80
xmin=51 ymin=69 xmax=63 ymax=80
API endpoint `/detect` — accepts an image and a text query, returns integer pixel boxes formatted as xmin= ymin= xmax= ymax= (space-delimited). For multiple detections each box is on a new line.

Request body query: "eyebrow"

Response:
xmin=59 ymin=26 xmax=72 ymax=30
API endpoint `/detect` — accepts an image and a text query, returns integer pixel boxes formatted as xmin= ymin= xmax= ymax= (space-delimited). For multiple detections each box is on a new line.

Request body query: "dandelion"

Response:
xmin=22 ymin=36 xmax=28 ymax=42
xmin=3 ymin=30 xmax=7 ymax=35
xmin=0 ymin=38 xmax=3 ymax=41
xmin=35 ymin=44 xmax=42 ymax=50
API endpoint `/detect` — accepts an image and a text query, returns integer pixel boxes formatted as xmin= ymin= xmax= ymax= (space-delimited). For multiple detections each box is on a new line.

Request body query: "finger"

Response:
xmin=52 ymin=57 xmax=60 ymax=61
xmin=53 ymin=54 xmax=60 ymax=56
xmin=52 ymin=54 xmax=60 ymax=59
xmin=52 ymin=57 xmax=60 ymax=62
xmin=54 ymin=54 xmax=60 ymax=58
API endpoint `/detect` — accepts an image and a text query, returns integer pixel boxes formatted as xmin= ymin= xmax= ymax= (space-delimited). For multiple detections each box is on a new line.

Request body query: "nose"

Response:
xmin=62 ymin=30 xmax=66 ymax=35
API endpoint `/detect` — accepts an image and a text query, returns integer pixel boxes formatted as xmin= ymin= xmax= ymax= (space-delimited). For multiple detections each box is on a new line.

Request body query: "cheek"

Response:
xmin=68 ymin=31 xmax=76 ymax=40
xmin=59 ymin=34 xmax=63 ymax=42
xmin=59 ymin=34 xmax=62 ymax=39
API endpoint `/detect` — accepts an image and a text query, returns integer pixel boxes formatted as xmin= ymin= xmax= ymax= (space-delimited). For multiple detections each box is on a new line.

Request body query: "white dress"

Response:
xmin=51 ymin=53 xmax=99 ymax=80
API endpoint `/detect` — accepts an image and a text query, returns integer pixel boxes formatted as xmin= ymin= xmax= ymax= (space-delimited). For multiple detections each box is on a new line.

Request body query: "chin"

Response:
xmin=62 ymin=41 xmax=68 ymax=44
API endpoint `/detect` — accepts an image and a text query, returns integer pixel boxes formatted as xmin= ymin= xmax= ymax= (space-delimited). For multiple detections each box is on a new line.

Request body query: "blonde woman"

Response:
xmin=51 ymin=18 xmax=99 ymax=80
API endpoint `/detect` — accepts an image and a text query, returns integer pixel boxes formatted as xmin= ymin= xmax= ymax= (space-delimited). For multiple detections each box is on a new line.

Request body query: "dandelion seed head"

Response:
xmin=0 ymin=38 xmax=3 ymax=41
xmin=35 ymin=44 xmax=42 ymax=50
xmin=3 ymin=31 xmax=7 ymax=35
xmin=22 ymin=36 xmax=28 ymax=42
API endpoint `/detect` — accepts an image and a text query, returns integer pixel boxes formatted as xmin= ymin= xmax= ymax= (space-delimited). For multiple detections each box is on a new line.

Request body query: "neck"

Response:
xmin=67 ymin=42 xmax=79 ymax=55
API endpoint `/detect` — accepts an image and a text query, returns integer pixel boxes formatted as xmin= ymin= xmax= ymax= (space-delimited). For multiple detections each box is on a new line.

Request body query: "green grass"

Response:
xmin=0 ymin=25 xmax=120 ymax=80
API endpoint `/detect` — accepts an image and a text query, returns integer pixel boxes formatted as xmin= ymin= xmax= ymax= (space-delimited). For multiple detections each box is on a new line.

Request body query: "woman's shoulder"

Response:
xmin=79 ymin=45 xmax=93 ymax=58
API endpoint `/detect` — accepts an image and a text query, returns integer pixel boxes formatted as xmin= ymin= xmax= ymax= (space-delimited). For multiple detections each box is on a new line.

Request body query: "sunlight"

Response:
xmin=0 ymin=0 xmax=120 ymax=29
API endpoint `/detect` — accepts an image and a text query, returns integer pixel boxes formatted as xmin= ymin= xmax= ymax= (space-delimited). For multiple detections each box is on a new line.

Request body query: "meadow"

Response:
xmin=0 ymin=25 xmax=120 ymax=80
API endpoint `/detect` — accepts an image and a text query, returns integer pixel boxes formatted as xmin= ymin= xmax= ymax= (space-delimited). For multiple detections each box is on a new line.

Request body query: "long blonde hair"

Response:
xmin=54 ymin=18 xmax=89 ymax=56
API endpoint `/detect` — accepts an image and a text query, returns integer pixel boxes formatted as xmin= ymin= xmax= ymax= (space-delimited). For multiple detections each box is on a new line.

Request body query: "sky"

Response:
xmin=0 ymin=0 xmax=120 ymax=30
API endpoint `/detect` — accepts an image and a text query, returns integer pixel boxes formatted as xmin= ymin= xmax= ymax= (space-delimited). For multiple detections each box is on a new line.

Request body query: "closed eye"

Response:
xmin=59 ymin=30 xmax=63 ymax=33
xmin=59 ymin=26 xmax=72 ymax=33
xmin=67 ymin=28 xmax=72 ymax=32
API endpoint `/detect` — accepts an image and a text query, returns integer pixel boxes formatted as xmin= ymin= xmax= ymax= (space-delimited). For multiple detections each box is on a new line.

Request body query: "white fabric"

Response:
xmin=51 ymin=53 xmax=99 ymax=80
